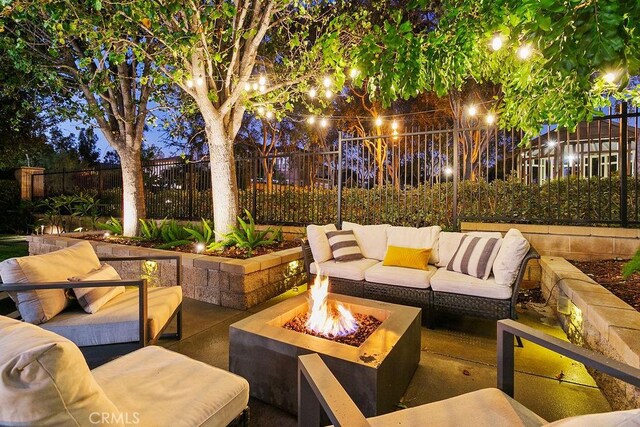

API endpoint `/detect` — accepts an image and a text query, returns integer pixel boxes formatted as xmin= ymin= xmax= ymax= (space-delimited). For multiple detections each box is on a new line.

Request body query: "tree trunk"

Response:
xmin=118 ymin=148 xmax=146 ymax=236
xmin=205 ymin=117 xmax=239 ymax=237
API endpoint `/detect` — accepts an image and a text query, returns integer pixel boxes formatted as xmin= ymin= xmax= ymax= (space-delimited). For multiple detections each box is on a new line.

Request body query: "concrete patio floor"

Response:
xmin=159 ymin=285 xmax=611 ymax=426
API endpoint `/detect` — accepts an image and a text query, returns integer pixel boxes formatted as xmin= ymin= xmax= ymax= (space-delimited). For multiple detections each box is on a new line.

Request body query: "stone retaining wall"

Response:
xmin=27 ymin=235 xmax=307 ymax=310
xmin=540 ymin=256 xmax=640 ymax=409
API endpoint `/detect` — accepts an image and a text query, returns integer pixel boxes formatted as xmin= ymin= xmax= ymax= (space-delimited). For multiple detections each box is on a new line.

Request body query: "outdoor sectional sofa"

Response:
xmin=301 ymin=222 xmax=539 ymax=326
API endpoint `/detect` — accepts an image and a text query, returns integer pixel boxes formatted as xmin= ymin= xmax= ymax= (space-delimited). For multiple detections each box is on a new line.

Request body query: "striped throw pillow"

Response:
xmin=447 ymin=235 xmax=502 ymax=280
xmin=326 ymin=230 xmax=364 ymax=262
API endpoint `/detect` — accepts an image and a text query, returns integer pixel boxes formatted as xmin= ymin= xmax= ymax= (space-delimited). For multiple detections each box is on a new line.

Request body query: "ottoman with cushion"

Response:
xmin=0 ymin=315 xmax=249 ymax=427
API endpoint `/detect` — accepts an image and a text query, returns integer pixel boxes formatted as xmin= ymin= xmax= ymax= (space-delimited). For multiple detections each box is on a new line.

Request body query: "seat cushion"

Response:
xmin=42 ymin=286 xmax=182 ymax=346
xmin=545 ymin=409 xmax=640 ymax=426
xmin=365 ymin=262 xmax=437 ymax=289
xmin=367 ymin=388 xmax=546 ymax=427
xmin=430 ymin=269 xmax=512 ymax=299
xmin=342 ymin=222 xmax=391 ymax=260
xmin=387 ymin=225 xmax=441 ymax=264
xmin=310 ymin=258 xmax=378 ymax=281
xmin=493 ymin=229 xmax=530 ymax=286
xmin=0 ymin=316 xmax=121 ymax=426
xmin=92 ymin=345 xmax=249 ymax=427
xmin=306 ymin=224 xmax=338 ymax=263
xmin=0 ymin=241 xmax=101 ymax=324
xmin=69 ymin=263 xmax=126 ymax=314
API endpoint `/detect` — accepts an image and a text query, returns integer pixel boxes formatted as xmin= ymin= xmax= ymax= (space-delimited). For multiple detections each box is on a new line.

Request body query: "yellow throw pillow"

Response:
xmin=383 ymin=246 xmax=432 ymax=271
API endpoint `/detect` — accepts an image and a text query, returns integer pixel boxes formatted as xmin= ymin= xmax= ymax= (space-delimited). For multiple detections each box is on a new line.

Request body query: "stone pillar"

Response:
xmin=14 ymin=167 xmax=45 ymax=200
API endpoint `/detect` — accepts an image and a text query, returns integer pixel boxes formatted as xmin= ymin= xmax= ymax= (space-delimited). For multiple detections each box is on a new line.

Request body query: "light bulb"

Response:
xmin=257 ymin=106 xmax=265 ymax=115
xmin=252 ymin=82 xmax=259 ymax=91
xmin=467 ymin=105 xmax=478 ymax=116
xmin=603 ymin=72 xmax=617 ymax=84
xmin=444 ymin=166 xmax=453 ymax=176
xmin=491 ymin=35 xmax=503 ymax=51
xmin=104 ymin=232 xmax=111 ymax=238
xmin=517 ymin=44 xmax=533 ymax=60
xmin=375 ymin=117 xmax=383 ymax=127
xmin=548 ymin=139 xmax=557 ymax=148
xmin=196 ymin=77 xmax=204 ymax=86
xmin=308 ymin=88 xmax=317 ymax=98
xmin=349 ymin=68 xmax=359 ymax=79
xmin=322 ymin=76 xmax=332 ymax=88
xmin=325 ymin=89 xmax=332 ymax=99
xmin=320 ymin=118 xmax=328 ymax=128
xmin=195 ymin=243 xmax=205 ymax=253
xmin=391 ymin=120 xmax=398 ymax=130
xmin=244 ymin=82 xmax=251 ymax=91
xmin=259 ymin=85 xmax=266 ymax=93
xmin=266 ymin=110 xmax=274 ymax=119
xmin=485 ymin=113 xmax=496 ymax=125
xmin=307 ymin=116 xmax=316 ymax=124
xmin=258 ymin=75 xmax=267 ymax=85
xmin=186 ymin=79 xmax=194 ymax=88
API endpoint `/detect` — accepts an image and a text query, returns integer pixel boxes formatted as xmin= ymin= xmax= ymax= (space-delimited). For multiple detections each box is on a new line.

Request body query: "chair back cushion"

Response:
xmin=326 ymin=230 xmax=364 ymax=262
xmin=306 ymin=224 xmax=338 ymax=263
xmin=387 ymin=226 xmax=441 ymax=264
xmin=0 ymin=241 xmax=101 ymax=324
xmin=545 ymin=409 xmax=640 ymax=426
xmin=69 ymin=264 xmax=126 ymax=314
xmin=341 ymin=222 xmax=391 ymax=260
xmin=447 ymin=235 xmax=502 ymax=280
xmin=0 ymin=315 xmax=121 ymax=426
xmin=492 ymin=229 xmax=530 ymax=286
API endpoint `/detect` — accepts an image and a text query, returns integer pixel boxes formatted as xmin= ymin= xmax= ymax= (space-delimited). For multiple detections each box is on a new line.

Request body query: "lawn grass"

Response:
xmin=0 ymin=235 xmax=28 ymax=262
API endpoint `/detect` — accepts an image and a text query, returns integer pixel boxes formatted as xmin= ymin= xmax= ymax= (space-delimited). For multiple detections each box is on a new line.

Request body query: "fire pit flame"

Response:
xmin=306 ymin=273 xmax=358 ymax=337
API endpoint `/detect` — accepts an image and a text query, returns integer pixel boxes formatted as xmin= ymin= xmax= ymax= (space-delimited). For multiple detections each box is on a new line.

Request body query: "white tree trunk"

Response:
xmin=205 ymin=116 xmax=239 ymax=237
xmin=118 ymin=149 xmax=146 ymax=236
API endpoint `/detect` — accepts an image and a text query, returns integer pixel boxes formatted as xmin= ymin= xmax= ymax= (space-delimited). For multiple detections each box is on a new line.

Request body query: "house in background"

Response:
xmin=519 ymin=120 xmax=640 ymax=184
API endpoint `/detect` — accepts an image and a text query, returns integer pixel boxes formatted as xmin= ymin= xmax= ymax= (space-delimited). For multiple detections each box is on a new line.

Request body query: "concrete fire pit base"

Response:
xmin=229 ymin=292 xmax=421 ymax=416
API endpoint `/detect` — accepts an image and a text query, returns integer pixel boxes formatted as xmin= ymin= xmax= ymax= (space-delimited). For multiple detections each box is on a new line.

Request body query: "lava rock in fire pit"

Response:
xmin=283 ymin=312 xmax=382 ymax=347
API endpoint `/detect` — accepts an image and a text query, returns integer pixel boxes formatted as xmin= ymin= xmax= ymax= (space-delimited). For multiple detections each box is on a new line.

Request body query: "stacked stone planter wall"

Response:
xmin=540 ymin=256 xmax=640 ymax=410
xmin=27 ymin=234 xmax=307 ymax=310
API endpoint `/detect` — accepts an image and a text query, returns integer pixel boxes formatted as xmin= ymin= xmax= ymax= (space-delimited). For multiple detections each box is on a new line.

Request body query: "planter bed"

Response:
xmin=569 ymin=259 xmax=640 ymax=311
xmin=540 ymin=256 xmax=640 ymax=409
xmin=26 ymin=234 xmax=306 ymax=310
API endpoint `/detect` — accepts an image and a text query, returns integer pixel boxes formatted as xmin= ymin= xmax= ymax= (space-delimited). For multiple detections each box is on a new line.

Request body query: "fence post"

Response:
xmin=337 ymin=132 xmax=343 ymax=228
xmin=620 ymin=101 xmax=629 ymax=227
xmin=188 ymin=161 xmax=195 ymax=220
xmin=97 ymin=165 xmax=103 ymax=200
xmin=452 ymin=114 xmax=460 ymax=231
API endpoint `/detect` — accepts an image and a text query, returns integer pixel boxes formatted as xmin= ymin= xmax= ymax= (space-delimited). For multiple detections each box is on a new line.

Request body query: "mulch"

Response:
xmin=569 ymin=259 xmax=640 ymax=312
xmin=81 ymin=235 xmax=299 ymax=259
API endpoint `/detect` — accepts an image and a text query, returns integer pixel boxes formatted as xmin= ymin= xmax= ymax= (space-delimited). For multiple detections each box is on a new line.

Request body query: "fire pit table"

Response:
xmin=229 ymin=289 xmax=421 ymax=416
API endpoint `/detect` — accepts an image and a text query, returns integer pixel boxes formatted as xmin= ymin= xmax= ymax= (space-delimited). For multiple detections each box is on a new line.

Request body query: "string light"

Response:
xmin=322 ymin=76 xmax=332 ymax=88
xmin=308 ymin=88 xmax=317 ymax=98
xmin=266 ymin=110 xmax=274 ymax=119
xmin=258 ymin=75 xmax=267 ymax=86
xmin=491 ymin=35 xmax=504 ymax=51
xmin=349 ymin=68 xmax=359 ymax=79
xmin=467 ymin=104 xmax=478 ymax=116
xmin=257 ymin=106 xmax=265 ymax=115
xmin=517 ymin=44 xmax=533 ymax=60
xmin=307 ymin=116 xmax=316 ymax=124
xmin=196 ymin=77 xmax=204 ymax=86
xmin=320 ymin=118 xmax=328 ymax=128
xmin=375 ymin=117 xmax=383 ymax=127
xmin=391 ymin=120 xmax=399 ymax=130
xmin=325 ymin=89 xmax=333 ymax=99
xmin=485 ymin=113 xmax=496 ymax=125
xmin=186 ymin=79 xmax=194 ymax=88
xmin=444 ymin=166 xmax=453 ymax=176
xmin=603 ymin=71 xmax=617 ymax=84
xmin=243 ymin=82 xmax=251 ymax=91
xmin=548 ymin=139 xmax=557 ymax=148
xmin=259 ymin=85 xmax=267 ymax=93
xmin=252 ymin=82 xmax=259 ymax=91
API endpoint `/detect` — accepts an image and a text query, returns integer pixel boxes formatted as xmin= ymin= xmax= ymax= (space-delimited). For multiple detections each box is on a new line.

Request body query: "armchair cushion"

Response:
xmin=0 ymin=316 xmax=121 ymax=426
xmin=69 ymin=263 xmax=126 ymax=314
xmin=92 ymin=345 xmax=249 ymax=427
xmin=0 ymin=241 xmax=101 ymax=324
xmin=42 ymin=286 xmax=182 ymax=346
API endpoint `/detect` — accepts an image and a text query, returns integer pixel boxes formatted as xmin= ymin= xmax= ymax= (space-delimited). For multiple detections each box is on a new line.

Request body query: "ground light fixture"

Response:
xmin=491 ymin=35 xmax=503 ymax=51
xmin=195 ymin=243 xmax=205 ymax=254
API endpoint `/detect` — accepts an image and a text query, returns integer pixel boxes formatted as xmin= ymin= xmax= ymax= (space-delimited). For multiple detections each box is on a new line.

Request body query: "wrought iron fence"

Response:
xmin=32 ymin=103 xmax=640 ymax=229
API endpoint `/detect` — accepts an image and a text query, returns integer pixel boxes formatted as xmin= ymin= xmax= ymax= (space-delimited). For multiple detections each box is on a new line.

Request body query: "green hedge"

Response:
xmin=0 ymin=180 xmax=34 ymax=233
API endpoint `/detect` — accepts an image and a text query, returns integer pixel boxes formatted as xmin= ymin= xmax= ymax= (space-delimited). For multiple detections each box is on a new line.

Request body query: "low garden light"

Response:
xmin=195 ymin=242 xmax=205 ymax=254
xmin=257 ymin=106 xmax=265 ymax=115
xmin=104 ymin=232 xmax=111 ymax=238
xmin=490 ymin=35 xmax=503 ymax=51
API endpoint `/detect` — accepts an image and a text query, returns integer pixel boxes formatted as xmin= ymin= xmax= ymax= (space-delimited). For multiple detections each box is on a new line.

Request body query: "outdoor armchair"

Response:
xmin=298 ymin=319 xmax=640 ymax=427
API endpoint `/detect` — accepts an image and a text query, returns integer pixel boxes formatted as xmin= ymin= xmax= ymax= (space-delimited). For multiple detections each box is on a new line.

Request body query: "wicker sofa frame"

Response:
xmin=301 ymin=238 xmax=540 ymax=325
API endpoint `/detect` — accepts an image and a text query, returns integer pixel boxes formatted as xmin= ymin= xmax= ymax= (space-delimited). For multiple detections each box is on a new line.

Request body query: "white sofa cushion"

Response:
xmin=306 ymin=224 xmax=337 ymax=263
xmin=545 ymin=409 xmax=640 ymax=426
xmin=310 ymin=258 xmax=379 ymax=281
xmin=367 ymin=388 xmax=546 ymax=427
xmin=0 ymin=316 xmax=120 ymax=426
xmin=447 ymin=235 xmax=502 ymax=280
xmin=69 ymin=263 xmax=126 ymax=314
xmin=386 ymin=225 xmax=441 ymax=264
xmin=364 ymin=262 xmax=437 ymax=289
xmin=342 ymin=222 xmax=391 ymax=260
xmin=42 ymin=286 xmax=182 ymax=346
xmin=92 ymin=345 xmax=249 ymax=427
xmin=430 ymin=269 xmax=512 ymax=299
xmin=0 ymin=241 xmax=101 ymax=324
xmin=493 ymin=229 xmax=531 ymax=286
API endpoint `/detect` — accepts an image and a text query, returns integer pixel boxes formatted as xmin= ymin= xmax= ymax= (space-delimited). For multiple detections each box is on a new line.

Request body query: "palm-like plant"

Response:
xmin=209 ymin=209 xmax=280 ymax=257
xmin=184 ymin=219 xmax=215 ymax=245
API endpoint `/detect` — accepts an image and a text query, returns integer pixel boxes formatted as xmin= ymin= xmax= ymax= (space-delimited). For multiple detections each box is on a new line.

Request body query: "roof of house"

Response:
xmin=530 ymin=120 xmax=639 ymax=145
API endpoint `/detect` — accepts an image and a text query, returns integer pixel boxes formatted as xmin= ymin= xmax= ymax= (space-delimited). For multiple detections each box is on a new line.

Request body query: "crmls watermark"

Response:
xmin=89 ymin=412 xmax=140 ymax=425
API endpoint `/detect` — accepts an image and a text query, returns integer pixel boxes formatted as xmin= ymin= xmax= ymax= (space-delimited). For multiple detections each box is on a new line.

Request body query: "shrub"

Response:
xmin=0 ymin=180 xmax=33 ymax=233
xmin=209 ymin=209 xmax=280 ymax=257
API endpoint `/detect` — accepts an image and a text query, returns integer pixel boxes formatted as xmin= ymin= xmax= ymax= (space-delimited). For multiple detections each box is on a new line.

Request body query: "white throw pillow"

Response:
xmin=447 ymin=235 xmax=502 ymax=280
xmin=306 ymin=224 xmax=337 ymax=263
xmin=492 ymin=229 xmax=530 ymax=286
xmin=342 ymin=222 xmax=390 ymax=260
xmin=436 ymin=232 xmax=465 ymax=267
xmin=69 ymin=264 xmax=126 ymax=314
xmin=386 ymin=226 xmax=441 ymax=264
